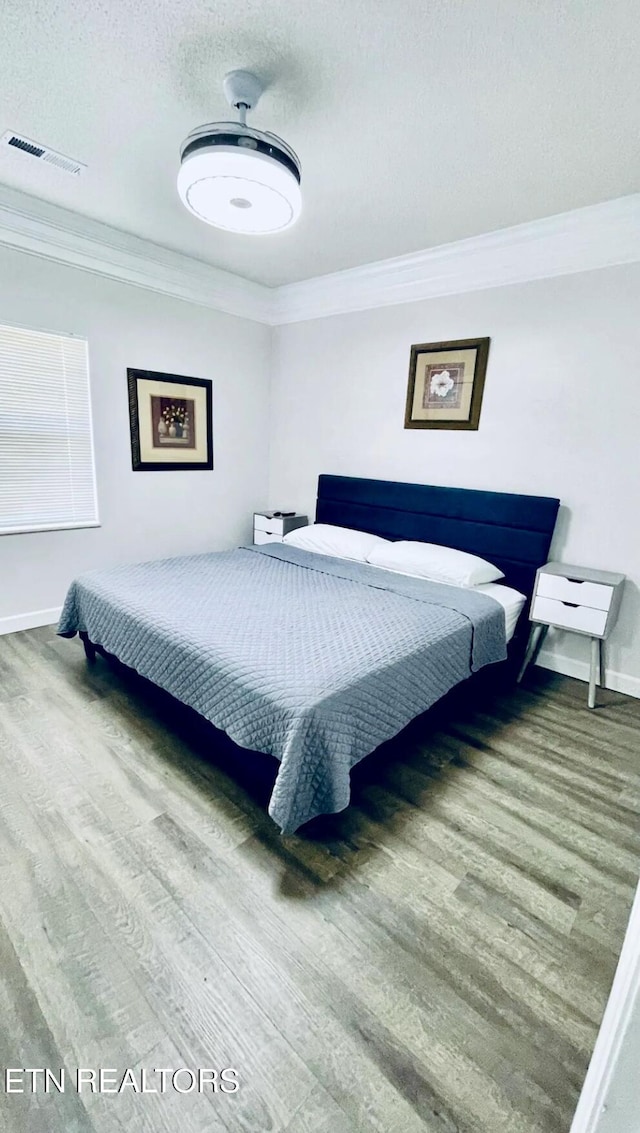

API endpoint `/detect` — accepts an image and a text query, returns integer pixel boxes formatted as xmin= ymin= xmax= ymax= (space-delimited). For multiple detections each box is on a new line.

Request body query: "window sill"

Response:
xmin=0 ymin=521 xmax=101 ymax=536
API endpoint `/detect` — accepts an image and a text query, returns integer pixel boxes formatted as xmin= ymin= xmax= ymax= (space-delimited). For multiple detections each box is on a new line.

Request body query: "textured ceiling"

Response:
xmin=0 ymin=0 xmax=638 ymax=287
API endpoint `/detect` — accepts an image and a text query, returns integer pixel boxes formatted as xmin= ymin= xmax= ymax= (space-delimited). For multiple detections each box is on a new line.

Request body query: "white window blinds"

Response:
xmin=0 ymin=323 xmax=99 ymax=535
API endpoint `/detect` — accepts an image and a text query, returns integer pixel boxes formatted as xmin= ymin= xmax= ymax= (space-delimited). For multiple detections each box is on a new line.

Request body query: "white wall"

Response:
xmin=570 ymin=883 xmax=640 ymax=1133
xmin=593 ymin=989 xmax=640 ymax=1133
xmin=269 ymin=263 xmax=640 ymax=693
xmin=0 ymin=244 xmax=271 ymax=629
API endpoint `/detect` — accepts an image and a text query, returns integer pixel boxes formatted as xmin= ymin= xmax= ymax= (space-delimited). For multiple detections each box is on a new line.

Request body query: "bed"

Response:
xmin=58 ymin=475 xmax=559 ymax=833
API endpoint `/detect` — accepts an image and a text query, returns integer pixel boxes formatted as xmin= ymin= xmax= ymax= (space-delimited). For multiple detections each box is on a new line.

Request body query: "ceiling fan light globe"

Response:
xmin=177 ymin=143 xmax=301 ymax=235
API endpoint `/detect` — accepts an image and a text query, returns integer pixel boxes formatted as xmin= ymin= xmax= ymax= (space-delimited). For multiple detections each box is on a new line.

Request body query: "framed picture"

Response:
xmin=404 ymin=337 xmax=490 ymax=430
xmin=127 ymin=369 xmax=213 ymax=471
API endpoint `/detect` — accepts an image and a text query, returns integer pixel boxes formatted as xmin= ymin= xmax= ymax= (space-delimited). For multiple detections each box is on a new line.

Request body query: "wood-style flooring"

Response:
xmin=0 ymin=624 xmax=639 ymax=1133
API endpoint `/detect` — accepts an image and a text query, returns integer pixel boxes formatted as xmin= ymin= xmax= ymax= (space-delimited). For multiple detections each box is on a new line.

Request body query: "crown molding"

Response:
xmin=272 ymin=193 xmax=640 ymax=324
xmin=0 ymin=184 xmax=272 ymax=324
xmin=1 ymin=185 xmax=639 ymax=327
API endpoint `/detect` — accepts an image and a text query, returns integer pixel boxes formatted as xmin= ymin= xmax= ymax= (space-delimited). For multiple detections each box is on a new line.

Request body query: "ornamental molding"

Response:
xmin=273 ymin=194 xmax=640 ymax=324
xmin=1 ymin=184 xmax=639 ymax=326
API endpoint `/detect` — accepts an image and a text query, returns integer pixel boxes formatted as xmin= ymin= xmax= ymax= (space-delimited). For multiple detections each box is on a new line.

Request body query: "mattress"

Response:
xmin=476 ymin=582 xmax=526 ymax=642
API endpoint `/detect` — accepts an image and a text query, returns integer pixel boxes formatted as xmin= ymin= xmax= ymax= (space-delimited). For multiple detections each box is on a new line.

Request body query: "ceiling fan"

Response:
xmin=177 ymin=70 xmax=302 ymax=236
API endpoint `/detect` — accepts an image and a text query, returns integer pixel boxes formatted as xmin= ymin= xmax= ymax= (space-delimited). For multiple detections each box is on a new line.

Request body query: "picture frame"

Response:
xmin=127 ymin=368 xmax=213 ymax=471
xmin=404 ymin=337 xmax=490 ymax=431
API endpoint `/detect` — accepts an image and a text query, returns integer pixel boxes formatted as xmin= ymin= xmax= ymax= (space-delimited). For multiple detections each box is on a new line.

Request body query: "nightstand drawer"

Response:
xmin=531 ymin=596 xmax=608 ymax=636
xmin=537 ymin=573 xmax=613 ymax=611
xmin=254 ymin=529 xmax=284 ymax=545
xmin=255 ymin=514 xmax=285 ymax=535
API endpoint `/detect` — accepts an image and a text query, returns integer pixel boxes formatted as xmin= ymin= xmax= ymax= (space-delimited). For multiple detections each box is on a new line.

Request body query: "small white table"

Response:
xmin=253 ymin=511 xmax=308 ymax=545
xmin=518 ymin=561 xmax=625 ymax=708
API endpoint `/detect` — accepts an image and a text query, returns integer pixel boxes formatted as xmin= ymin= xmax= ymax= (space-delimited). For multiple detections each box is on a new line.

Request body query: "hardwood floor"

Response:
xmin=0 ymin=625 xmax=638 ymax=1133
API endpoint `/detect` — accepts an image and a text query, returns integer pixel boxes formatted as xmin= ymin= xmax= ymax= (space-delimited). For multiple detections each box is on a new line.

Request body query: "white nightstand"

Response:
xmin=253 ymin=511 xmax=308 ymax=545
xmin=518 ymin=561 xmax=625 ymax=707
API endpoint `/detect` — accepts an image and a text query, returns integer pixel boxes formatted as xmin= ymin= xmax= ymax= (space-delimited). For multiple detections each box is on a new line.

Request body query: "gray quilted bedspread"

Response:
xmin=58 ymin=544 xmax=506 ymax=833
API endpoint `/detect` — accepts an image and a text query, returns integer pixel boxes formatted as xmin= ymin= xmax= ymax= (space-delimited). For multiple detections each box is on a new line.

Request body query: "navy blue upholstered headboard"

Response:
xmin=316 ymin=474 xmax=560 ymax=604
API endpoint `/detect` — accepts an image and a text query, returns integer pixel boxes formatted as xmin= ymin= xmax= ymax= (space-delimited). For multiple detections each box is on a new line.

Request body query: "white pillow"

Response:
xmin=283 ymin=523 xmax=389 ymax=563
xmin=366 ymin=541 xmax=504 ymax=587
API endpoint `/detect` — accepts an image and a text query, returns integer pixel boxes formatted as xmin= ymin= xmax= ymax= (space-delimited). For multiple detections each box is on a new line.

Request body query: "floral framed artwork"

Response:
xmin=404 ymin=337 xmax=490 ymax=430
xmin=127 ymin=369 xmax=213 ymax=471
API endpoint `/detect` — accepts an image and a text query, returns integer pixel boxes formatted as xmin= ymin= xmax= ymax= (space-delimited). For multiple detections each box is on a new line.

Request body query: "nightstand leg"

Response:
xmin=517 ymin=624 xmax=548 ymax=683
xmin=588 ymin=637 xmax=599 ymax=709
xmin=599 ymin=638 xmax=605 ymax=689
xmin=531 ymin=623 xmax=549 ymax=667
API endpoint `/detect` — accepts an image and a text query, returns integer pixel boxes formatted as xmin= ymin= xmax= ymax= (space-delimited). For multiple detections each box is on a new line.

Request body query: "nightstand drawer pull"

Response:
xmin=254 ymin=514 xmax=285 ymax=535
xmin=562 ymin=601 xmax=579 ymax=607
xmin=531 ymin=596 xmax=608 ymax=636
xmin=253 ymin=530 xmax=284 ymax=545
xmin=537 ymin=573 xmax=613 ymax=611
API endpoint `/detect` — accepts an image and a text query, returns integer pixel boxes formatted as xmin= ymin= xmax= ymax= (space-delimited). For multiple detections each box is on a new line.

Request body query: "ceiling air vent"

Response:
xmin=1 ymin=131 xmax=86 ymax=176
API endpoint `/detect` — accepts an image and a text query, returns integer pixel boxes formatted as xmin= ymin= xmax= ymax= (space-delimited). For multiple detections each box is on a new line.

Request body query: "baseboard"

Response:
xmin=536 ymin=649 xmax=640 ymax=700
xmin=0 ymin=607 xmax=62 ymax=636
xmin=570 ymin=883 xmax=640 ymax=1133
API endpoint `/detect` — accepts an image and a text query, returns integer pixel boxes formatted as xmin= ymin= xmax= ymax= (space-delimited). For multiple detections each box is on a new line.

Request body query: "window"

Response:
xmin=0 ymin=323 xmax=99 ymax=535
